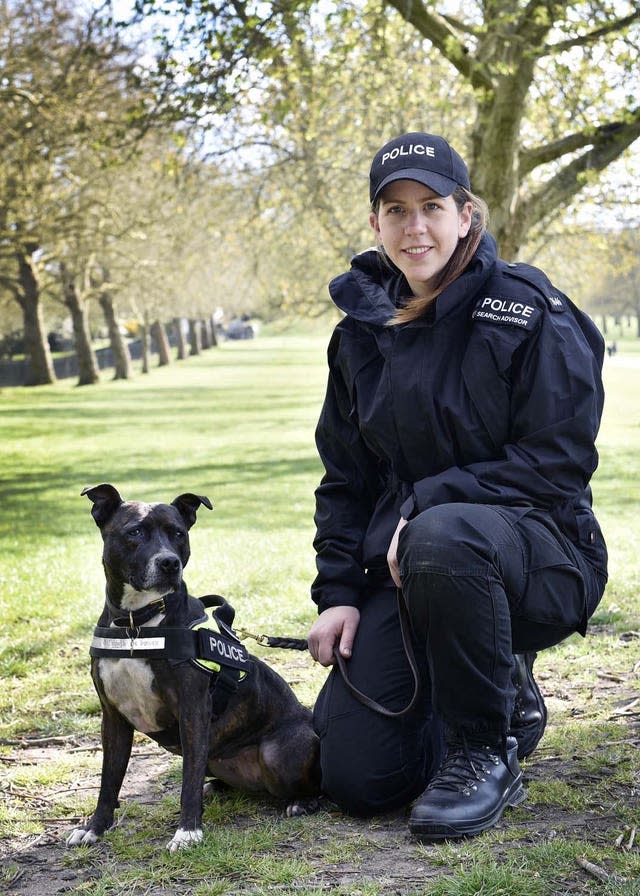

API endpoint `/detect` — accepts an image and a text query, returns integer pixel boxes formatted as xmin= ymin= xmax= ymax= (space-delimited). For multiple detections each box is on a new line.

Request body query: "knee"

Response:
xmin=319 ymin=747 xmax=423 ymax=816
xmin=316 ymin=716 xmax=430 ymax=816
xmin=399 ymin=503 xmax=499 ymax=573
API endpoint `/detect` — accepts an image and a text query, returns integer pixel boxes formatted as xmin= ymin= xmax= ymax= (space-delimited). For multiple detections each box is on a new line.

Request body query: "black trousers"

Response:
xmin=313 ymin=503 xmax=607 ymax=816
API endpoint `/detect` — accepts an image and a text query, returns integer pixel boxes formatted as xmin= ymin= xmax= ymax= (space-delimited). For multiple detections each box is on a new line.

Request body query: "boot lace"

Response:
xmin=427 ymin=739 xmax=502 ymax=796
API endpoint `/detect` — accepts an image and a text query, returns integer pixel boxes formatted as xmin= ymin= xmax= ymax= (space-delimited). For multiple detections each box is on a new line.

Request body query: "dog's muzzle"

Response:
xmin=130 ymin=552 xmax=183 ymax=592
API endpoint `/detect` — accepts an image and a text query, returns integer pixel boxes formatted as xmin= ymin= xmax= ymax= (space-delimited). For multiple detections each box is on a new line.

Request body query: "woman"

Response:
xmin=307 ymin=132 xmax=608 ymax=841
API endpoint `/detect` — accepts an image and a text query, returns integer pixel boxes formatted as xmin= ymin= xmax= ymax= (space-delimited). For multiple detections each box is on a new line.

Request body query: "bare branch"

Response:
xmin=545 ymin=9 xmax=640 ymax=55
xmin=521 ymin=108 xmax=640 ymax=175
xmin=514 ymin=0 xmax=573 ymax=47
xmin=516 ymin=114 xmax=640 ymax=237
xmin=384 ymin=0 xmax=494 ymax=91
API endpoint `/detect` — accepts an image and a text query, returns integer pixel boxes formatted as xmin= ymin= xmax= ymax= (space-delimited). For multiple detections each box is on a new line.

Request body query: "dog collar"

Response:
xmin=108 ymin=598 xmax=167 ymax=628
xmin=105 ymin=587 xmax=186 ymax=628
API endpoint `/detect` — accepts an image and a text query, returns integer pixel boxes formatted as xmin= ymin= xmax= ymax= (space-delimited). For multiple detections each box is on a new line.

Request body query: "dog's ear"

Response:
xmin=81 ymin=484 xmax=124 ymax=528
xmin=171 ymin=493 xmax=213 ymax=529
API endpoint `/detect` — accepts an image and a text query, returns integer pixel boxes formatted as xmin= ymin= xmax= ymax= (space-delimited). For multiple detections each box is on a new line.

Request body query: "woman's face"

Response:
xmin=370 ymin=179 xmax=472 ymax=298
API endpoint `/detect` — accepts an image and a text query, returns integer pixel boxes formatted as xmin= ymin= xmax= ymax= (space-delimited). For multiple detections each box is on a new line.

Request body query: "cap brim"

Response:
xmin=372 ymin=168 xmax=458 ymax=202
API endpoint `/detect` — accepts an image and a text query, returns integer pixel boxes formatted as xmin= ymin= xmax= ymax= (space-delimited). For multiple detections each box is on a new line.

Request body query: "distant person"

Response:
xmin=607 ymin=341 xmax=617 ymax=358
xmin=307 ymin=132 xmax=608 ymax=841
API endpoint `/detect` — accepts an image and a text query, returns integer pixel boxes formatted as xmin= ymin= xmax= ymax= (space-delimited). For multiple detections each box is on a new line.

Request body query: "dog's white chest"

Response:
xmin=98 ymin=658 xmax=165 ymax=733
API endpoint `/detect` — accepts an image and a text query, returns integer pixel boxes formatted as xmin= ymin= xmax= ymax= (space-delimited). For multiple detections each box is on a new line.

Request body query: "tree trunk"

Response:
xmin=16 ymin=248 xmax=56 ymax=386
xmin=60 ymin=264 xmax=100 ymax=386
xmin=173 ymin=317 xmax=187 ymax=359
xmin=151 ymin=319 xmax=172 ymax=366
xmin=98 ymin=291 xmax=133 ymax=380
xmin=209 ymin=314 xmax=218 ymax=347
xmin=201 ymin=318 xmax=211 ymax=349
xmin=189 ymin=319 xmax=201 ymax=356
xmin=140 ymin=311 xmax=151 ymax=374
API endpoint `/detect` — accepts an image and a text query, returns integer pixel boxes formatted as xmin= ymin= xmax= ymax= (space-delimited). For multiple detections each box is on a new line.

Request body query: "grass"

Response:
xmin=1 ymin=333 xmax=639 ymax=895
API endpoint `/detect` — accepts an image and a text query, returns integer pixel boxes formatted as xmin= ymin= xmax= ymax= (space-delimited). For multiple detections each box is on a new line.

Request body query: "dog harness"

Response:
xmin=89 ymin=594 xmax=250 ymax=676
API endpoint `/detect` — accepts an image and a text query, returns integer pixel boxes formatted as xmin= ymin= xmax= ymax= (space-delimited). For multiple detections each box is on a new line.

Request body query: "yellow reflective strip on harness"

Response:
xmin=190 ymin=609 xmax=222 ymax=673
xmin=189 ymin=607 xmax=247 ymax=679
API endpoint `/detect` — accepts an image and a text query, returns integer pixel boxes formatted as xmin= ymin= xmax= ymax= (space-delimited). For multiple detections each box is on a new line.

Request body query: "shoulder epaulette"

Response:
xmin=501 ymin=262 xmax=566 ymax=313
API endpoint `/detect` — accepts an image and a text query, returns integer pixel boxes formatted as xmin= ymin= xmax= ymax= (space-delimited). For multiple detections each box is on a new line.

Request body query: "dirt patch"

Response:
xmin=1 ymin=742 xmax=175 ymax=894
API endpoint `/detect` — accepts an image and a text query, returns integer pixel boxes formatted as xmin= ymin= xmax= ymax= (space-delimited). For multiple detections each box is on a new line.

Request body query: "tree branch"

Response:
xmin=440 ymin=12 xmax=479 ymax=38
xmin=545 ymin=9 xmax=640 ymax=55
xmin=520 ymin=108 xmax=640 ymax=174
xmin=516 ymin=114 xmax=640 ymax=236
xmin=514 ymin=0 xmax=572 ymax=48
xmin=384 ymin=0 xmax=494 ymax=91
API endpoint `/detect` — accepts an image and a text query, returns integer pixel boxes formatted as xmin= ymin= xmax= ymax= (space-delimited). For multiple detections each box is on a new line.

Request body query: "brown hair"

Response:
xmin=372 ymin=186 xmax=489 ymax=325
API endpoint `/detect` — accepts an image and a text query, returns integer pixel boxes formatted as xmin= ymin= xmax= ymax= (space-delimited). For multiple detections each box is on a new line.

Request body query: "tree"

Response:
xmin=584 ymin=227 xmax=640 ymax=334
xmin=386 ymin=0 xmax=640 ymax=256
xmin=60 ymin=262 xmax=100 ymax=385
xmin=13 ymin=243 xmax=56 ymax=385
xmin=0 ymin=0 xmax=157 ymax=384
xmin=136 ymin=0 xmax=640 ymax=259
xmin=97 ymin=273 xmax=134 ymax=380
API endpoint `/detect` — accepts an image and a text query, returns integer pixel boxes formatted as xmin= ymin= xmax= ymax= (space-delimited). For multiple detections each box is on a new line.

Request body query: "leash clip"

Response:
xmin=236 ymin=627 xmax=270 ymax=647
xmin=127 ymin=625 xmax=142 ymax=656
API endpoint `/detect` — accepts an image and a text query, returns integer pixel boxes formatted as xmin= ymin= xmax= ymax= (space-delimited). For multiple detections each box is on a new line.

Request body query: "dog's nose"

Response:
xmin=158 ymin=555 xmax=181 ymax=574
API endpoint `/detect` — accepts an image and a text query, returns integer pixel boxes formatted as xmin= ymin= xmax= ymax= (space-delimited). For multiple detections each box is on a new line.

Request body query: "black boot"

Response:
xmin=408 ymin=735 xmax=525 ymax=842
xmin=509 ymin=652 xmax=547 ymax=760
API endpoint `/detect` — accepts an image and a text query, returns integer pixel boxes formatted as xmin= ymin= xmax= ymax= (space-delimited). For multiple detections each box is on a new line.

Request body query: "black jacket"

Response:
xmin=312 ymin=234 xmax=607 ymax=613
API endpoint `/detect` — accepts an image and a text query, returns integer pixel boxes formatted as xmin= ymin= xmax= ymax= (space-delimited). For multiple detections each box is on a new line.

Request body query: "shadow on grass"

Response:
xmin=0 ymin=454 xmax=322 ymax=540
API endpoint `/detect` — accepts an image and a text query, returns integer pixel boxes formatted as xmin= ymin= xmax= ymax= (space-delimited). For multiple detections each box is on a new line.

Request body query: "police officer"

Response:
xmin=307 ymin=132 xmax=608 ymax=841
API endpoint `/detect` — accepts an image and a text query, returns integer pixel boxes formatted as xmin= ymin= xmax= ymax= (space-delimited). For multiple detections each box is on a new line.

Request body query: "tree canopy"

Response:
xmin=137 ymin=0 xmax=640 ymax=256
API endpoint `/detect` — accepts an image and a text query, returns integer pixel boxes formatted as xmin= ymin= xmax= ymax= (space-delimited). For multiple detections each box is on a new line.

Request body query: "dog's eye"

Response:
xmin=126 ymin=527 xmax=142 ymax=538
xmin=171 ymin=528 xmax=186 ymax=540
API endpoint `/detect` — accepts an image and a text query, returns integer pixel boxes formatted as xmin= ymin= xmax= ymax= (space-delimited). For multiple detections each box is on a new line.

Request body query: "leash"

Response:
xmin=332 ymin=589 xmax=421 ymax=719
xmin=235 ymin=628 xmax=309 ymax=651
xmin=237 ymin=589 xmax=421 ymax=720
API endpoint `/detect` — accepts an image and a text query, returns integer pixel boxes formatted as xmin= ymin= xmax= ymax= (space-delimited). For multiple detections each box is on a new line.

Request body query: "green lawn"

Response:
xmin=1 ymin=334 xmax=639 ymax=895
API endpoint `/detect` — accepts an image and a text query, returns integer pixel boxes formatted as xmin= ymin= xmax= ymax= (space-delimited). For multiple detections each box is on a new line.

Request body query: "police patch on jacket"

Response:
xmin=472 ymin=295 xmax=541 ymax=329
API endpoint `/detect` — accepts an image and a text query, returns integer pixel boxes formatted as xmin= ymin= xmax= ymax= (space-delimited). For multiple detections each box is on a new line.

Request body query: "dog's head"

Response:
xmin=82 ymin=484 xmax=212 ymax=603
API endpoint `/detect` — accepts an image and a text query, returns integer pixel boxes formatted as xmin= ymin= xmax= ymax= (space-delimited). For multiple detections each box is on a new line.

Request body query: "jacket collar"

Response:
xmin=329 ymin=233 xmax=498 ymax=326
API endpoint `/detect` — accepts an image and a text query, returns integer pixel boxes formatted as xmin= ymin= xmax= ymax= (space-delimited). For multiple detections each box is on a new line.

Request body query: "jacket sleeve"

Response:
xmin=311 ymin=330 xmax=381 ymax=613
xmin=400 ymin=296 xmax=605 ymax=525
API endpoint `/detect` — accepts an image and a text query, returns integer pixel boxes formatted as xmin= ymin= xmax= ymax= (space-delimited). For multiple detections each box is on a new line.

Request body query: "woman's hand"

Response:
xmin=308 ymin=605 xmax=361 ymax=666
xmin=387 ymin=517 xmax=409 ymax=588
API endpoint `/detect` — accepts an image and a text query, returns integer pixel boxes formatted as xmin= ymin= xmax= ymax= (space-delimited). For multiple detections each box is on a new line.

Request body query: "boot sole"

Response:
xmin=409 ymin=777 xmax=527 ymax=842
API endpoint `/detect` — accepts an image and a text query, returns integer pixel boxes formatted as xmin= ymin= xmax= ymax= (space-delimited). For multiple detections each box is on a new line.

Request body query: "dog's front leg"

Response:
xmin=67 ymin=707 xmax=134 ymax=846
xmin=166 ymin=682 xmax=212 ymax=852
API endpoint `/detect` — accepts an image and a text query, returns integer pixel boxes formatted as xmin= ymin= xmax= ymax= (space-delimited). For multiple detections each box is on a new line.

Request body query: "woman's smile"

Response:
xmin=404 ymin=246 xmax=432 ymax=256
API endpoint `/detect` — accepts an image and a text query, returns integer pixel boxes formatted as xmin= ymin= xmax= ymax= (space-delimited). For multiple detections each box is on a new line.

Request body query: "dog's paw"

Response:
xmin=166 ymin=827 xmax=203 ymax=852
xmin=286 ymin=797 xmax=323 ymax=817
xmin=66 ymin=826 xmax=100 ymax=847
